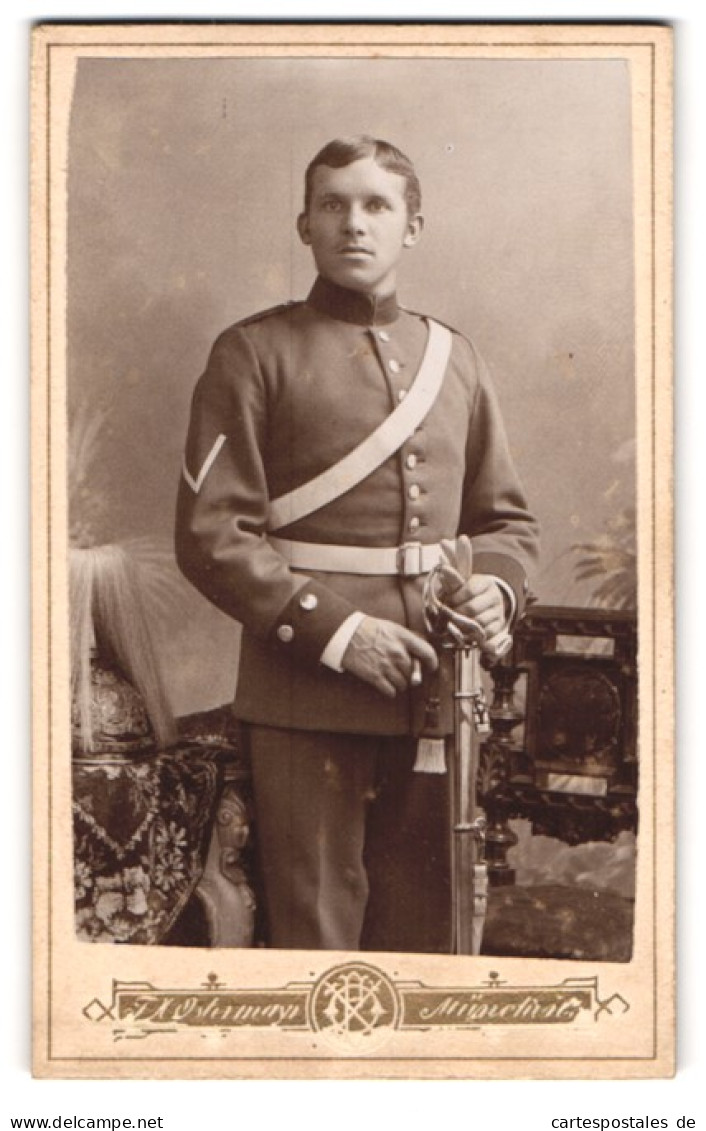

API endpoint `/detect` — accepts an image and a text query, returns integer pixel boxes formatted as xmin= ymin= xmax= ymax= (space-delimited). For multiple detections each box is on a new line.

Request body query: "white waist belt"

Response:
xmin=269 ymin=536 xmax=444 ymax=577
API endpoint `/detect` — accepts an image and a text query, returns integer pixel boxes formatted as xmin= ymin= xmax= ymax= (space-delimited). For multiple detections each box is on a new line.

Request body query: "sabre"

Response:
xmin=422 ymin=545 xmax=510 ymax=956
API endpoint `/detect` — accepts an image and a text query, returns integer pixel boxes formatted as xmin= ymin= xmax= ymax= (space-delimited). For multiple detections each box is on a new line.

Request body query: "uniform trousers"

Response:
xmin=247 ymin=724 xmax=451 ymax=952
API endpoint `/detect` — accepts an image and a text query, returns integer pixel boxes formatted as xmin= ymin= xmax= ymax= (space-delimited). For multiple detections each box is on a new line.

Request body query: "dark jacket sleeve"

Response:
xmin=459 ymin=338 xmax=540 ymax=621
xmin=174 ymin=328 xmax=358 ymax=664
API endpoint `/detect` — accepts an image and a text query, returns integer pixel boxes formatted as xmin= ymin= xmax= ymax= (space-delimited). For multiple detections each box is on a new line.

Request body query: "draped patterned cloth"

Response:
xmin=73 ymin=704 xmax=246 ymax=945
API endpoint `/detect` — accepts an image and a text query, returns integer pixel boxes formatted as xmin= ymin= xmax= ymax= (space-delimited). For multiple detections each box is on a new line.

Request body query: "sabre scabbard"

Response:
xmin=422 ymin=554 xmax=494 ymax=956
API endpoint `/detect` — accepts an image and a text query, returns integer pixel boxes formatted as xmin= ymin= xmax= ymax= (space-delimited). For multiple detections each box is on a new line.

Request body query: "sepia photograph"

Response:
xmin=31 ymin=23 xmax=673 ymax=1079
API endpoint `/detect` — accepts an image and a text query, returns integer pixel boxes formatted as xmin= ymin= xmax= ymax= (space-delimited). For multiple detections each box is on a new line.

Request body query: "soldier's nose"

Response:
xmin=343 ymin=207 xmax=366 ymax=234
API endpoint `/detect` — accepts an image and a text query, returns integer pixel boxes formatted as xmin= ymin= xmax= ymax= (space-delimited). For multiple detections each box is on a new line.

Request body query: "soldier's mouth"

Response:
xmin=338 ymin=247 xmax=374 ymax=256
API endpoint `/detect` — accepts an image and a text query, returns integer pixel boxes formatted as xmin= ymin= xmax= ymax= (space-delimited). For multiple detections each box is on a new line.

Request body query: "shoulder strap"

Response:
xmin=267 ymin=319 xmax=452 ymax=532
xmin=236 ymin=300 xmax=298 ymax=327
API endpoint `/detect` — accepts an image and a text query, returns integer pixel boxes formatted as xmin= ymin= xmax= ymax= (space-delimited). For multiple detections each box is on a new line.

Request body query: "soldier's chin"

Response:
xmin=325 ymin=264 xmax=380 ymax=295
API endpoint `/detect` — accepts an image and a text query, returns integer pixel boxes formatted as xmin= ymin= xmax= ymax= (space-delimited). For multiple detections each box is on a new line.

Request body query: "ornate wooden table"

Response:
xmin=480 ymin=604 xmax=638 ymax=885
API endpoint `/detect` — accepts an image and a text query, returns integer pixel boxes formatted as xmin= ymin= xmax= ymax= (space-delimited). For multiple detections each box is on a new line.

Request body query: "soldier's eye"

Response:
xmin=320 ymin=199 xmax=341 ymax=212
xmin=367 ymin=198 xmax=389 ymax=212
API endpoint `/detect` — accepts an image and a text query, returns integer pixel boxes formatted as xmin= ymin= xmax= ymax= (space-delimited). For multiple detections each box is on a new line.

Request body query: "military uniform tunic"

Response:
xmin=175 ymin=275 xmax=539 ymax=950
xmin=176 ymin=276 xmax=538 ymax=731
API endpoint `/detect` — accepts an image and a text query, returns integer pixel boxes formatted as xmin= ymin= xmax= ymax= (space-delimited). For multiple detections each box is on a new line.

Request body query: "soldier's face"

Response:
xmin=297 ymin=157 xmax=423 ymax=296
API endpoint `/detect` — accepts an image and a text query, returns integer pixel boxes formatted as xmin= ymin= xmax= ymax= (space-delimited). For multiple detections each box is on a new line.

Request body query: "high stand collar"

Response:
xmin=307 ymin=276 xmax=399 ymax=327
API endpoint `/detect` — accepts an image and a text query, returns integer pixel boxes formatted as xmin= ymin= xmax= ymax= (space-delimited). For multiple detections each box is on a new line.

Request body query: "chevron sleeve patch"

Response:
xmin=182 ymin=433 xmax=227 ymax=493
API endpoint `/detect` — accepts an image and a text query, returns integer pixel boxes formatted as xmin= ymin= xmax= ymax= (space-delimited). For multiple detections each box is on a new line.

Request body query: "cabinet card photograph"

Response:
xmin=31 ymin=23 xmax=673 ymax=1079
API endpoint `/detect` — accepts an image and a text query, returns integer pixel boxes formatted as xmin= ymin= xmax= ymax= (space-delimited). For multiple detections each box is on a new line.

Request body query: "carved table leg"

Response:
xmin=481 ymin=658 xmax=524 ymax=886
xmin=484 ymin=803 xmax=519 ymax=886
xmin=196 ymin=784 xmax=256 ymax=948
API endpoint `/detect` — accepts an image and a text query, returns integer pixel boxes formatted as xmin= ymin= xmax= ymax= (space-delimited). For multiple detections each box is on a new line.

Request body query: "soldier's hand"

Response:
xmin=444 ymin=573 xmax=509 ymax=652
xmin=436 ymin=537 xmax=512 ymax=658
xmin=341 ymin=616 xmax=438 ymax=699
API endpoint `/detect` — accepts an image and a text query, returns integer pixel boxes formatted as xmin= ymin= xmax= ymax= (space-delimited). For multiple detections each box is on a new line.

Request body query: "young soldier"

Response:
xmin=175 ymin=136 xmax=539 ymax=952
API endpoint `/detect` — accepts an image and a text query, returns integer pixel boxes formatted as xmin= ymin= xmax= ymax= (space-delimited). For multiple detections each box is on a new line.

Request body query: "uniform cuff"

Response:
xmin=473 ymin=552 xmax=529 ymax=624
xmin=268 ymin=580 xmax=359 ymax=665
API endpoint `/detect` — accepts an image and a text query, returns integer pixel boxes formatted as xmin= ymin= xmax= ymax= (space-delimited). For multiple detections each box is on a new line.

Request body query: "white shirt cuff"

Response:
xmin=320 ymin=611 xmax=367 ymax=672
xmin=492 ymin=577 xmax=517 ymax=628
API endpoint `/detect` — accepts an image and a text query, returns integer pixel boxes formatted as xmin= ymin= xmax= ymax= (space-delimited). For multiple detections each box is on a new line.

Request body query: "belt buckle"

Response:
xmin=397 ymin=541 xmax=424 ymax=577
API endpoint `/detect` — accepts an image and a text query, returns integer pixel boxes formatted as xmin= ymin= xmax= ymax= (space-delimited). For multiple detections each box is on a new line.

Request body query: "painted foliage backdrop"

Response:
xmin=68 ymin=57 xmax=635 ymax=715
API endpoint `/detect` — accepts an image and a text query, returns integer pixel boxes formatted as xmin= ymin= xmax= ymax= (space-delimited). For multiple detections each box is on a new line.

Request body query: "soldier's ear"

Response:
xmin=403 ymin=213 xmax=424 ymax=249
xmin=297 ymin=213 xmax=312 ymax=246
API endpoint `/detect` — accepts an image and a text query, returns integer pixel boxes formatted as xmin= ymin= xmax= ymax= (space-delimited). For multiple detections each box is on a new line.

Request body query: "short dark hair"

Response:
xmin=303 ymin=136 xmax=422 ymax=216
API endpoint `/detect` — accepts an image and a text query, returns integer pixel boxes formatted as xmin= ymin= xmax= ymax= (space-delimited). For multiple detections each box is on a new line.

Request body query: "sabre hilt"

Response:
xmin=422 ymin=562 xmax=485 ymax=648
xmin=422 ymin=557 xmax=512 ymax=662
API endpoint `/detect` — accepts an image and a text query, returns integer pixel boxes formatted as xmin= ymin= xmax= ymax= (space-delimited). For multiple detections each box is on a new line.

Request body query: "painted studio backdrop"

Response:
xmin=67 ymin=57 xmax=635 ymax=718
